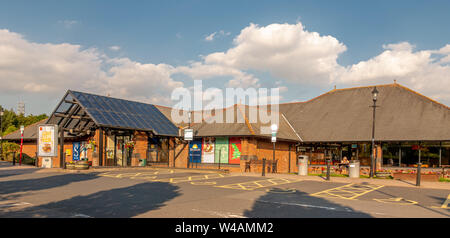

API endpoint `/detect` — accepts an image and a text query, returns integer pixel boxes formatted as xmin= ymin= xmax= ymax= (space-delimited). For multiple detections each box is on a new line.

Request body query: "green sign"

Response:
xmin=214 ymin=137 xmax=229 ymax=164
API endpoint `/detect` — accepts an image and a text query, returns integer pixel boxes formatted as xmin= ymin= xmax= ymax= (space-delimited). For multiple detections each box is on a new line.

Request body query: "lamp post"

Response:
xmin=0 ymin=109 xmax=3 ymax=161
xmin=370 ymin=87 xmax=379 ymax=178
xmin=186 ymin=111 xmax=192 ymax=168
xmin=19 ymin=125 xmax=24 ymax=166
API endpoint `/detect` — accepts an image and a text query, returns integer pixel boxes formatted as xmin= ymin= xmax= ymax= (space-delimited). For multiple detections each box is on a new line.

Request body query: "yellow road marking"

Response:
xmin=311 ymin=183 xmax=384 ymax=200
xmin=190 ymin=181 xmax=217 ymax=185
xmin=431 ymin=194 xmax=450 ymax=209
xmin=215 ymin=178 xmax=302 ymax=191
xmin=373 ymin=197 xmax=418 ymax=205
xmin=154 ymin=173 xmax=226 ymax=184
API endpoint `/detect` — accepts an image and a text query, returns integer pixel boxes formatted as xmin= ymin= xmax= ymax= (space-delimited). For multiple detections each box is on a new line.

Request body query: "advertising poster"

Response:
xmin=37 ymin=125 xmax=58 ymax=157
xmin=229 ymin=137 xmax=242 ymax=164
xmin=214 ymin=137 xmax=229 ymax=164
xmin=80 ymin=141 xmax=88 ymax=160
xmin=202 ymin=137 xmax=215 ymax=163
xmin=189 ymin=139 xmax=202 ymax=163
xmin=73 ymin=142 xmax=81 ymax=161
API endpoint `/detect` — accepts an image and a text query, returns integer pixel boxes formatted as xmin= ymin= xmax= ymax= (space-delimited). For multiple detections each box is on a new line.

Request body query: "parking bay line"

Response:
xmin=215 ymin=178 xmax=302 ymax=191
xmin=431 ymin=194 xmax=450 ymax=209
xmin=311 ymin=183 xmax=385 ymax=200
xmin=99 ymin=171 xmax=227 ymax=184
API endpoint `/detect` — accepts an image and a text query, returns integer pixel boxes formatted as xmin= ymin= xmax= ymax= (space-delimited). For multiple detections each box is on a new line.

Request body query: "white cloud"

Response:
xmin=0 ymin=29 xmax=183 ymax=105
xmin=204 ymin=30 xmax=231 ymax=42
xmin=337 ymin=42 xmax=450 ymax=102
xmin=2 ymin=20 xmax=450 ymax=109
xmin=58 ymin=20 xmax=79 ymax=29
xmin=204 ymin=23 xmax=347 ymax=84
xmin=205 ymin=32 xmax=217 ymax=41
xmin=109 ymin=45 xmax=120 ymax=51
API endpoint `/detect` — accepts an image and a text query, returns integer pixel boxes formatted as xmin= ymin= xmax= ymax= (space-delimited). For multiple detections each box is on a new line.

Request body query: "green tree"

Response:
xmin=0 ymin=105 xmax=47 ymax=136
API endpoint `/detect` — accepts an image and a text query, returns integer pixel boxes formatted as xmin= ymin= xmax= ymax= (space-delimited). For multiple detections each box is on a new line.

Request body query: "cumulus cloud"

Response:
xmin=338 ymin=42 xmax=450 ymax=102
xmin=185 ymin=23 xmax=347 ymax=88
xmin=204 ymin=23 xmax=347 ymax=84
xmin=184 ymin=23 xmax=450 ymax=105
xmin=2 ymin=20 xmax=450 ymax=109
xmin=0 ymin=29 xmax=183 ymax=105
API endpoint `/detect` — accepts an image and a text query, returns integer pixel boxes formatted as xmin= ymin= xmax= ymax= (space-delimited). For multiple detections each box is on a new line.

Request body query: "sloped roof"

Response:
xmin=161 ymin=104 xmax=301 ymax=141
xmin=3 ymin=119 xmax=48 ymax=141
xmin=280 ymin=83 xmax=450 ymax=142
xmin=47 ymin=90 xmax=179 ymax=137
xmin=3 ymin=119 xmax=76 ymax=141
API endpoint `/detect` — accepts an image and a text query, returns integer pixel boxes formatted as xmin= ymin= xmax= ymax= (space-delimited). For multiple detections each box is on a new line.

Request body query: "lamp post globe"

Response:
xmin=271 ymin=124 xmax=278 ymax=133
xmin=372 ymin=87 xmax=379 ymax=102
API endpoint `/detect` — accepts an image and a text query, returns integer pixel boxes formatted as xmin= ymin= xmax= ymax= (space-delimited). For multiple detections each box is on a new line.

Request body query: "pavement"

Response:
xmin=0 ymin=161 xmax=449 ymax=218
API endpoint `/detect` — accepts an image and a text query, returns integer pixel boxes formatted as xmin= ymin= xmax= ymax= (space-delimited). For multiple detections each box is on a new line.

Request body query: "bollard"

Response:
xmin=12 ymin=152 xmax=16 ymax=166
xmin=262 ymin=158 xmax=266 ymax=177
xmin=416 ymin=163 xmax=422 ymax=187
xmin=326 ymin=159 xmax=331 ymax=181
xmin=63 ymin=153 xmax=66 ymax=169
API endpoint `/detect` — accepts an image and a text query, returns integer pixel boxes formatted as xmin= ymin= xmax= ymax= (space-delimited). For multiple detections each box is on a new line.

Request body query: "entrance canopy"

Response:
xmin=46 ymin=90 xmax=179 ymax=136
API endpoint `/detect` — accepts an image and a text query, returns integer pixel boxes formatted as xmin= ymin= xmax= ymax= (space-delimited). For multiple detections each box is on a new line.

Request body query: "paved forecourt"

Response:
xmin=0 ymin=164 xmax=449 ymax=218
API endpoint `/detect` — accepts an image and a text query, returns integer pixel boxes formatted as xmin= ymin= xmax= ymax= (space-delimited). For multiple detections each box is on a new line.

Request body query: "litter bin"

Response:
xmin=348 ymin=160 xmax=360 ymax=178
xmin=298 ymin=155 xmax=309 ymax=176
xmin=139 ymin=159 xmax=147 ymax=167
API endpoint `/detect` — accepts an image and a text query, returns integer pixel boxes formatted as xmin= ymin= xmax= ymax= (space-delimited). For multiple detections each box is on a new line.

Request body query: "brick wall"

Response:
xmin=255 ymin=140 xmax=297 ymax=174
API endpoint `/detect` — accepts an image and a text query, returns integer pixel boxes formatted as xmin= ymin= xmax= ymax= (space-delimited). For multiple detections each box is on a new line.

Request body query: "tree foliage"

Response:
xmin=0 ymin=106 xmax=48 ymax=136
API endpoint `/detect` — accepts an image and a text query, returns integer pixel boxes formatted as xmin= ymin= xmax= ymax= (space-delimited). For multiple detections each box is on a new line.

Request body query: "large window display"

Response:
xmin=382 ymin=142 xmax=449 ymax=167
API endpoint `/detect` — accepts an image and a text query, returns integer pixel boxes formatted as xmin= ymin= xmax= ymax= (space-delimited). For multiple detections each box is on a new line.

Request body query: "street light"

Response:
xmin=19 ymin=125 xmax=24 ymax=166
xmin=370 ymin=87 xmax=379 ymax=178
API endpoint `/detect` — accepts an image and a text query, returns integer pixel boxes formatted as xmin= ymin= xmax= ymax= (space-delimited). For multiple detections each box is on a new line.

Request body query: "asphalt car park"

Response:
xmin=0 ymin=166 xmax=448 ymax=218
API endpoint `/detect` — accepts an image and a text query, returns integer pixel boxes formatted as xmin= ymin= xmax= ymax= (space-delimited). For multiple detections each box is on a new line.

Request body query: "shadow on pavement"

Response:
xmin=0 ymin=182 xmax=181 ymax=218
xmin=243 ymin=188 xmax=373 ymax=218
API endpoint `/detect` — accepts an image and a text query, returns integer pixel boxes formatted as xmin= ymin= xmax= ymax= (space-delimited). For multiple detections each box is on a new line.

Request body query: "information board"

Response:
xmin=37 ymin=124 xmax=58 ymax=157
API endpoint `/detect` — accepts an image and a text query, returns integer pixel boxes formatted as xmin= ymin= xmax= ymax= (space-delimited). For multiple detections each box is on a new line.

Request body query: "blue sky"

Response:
xmin=1 ymin=0 xmax=450 ymax=114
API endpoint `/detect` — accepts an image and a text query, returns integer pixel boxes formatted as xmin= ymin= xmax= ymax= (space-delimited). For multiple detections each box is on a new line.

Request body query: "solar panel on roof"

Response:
xmin=68 ymin=90 xmax=179 ymax=136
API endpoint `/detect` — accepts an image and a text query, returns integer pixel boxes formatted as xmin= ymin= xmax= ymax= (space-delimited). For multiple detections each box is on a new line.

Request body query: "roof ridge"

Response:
xmin=278 ymin=83 xmax=399 ymax=105
xmin=394 ymin=83 xmax=450 ymax=110
xmin=237 ymin=104 xmax=255 ymax=135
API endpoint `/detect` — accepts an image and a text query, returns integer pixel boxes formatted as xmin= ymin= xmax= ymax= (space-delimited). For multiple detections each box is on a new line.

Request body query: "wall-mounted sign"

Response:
xmin=189 ymin=139 xmax=202 ymax=163
xmin=215 ymin=137 xmax=229 ymax=164
xmin=184 ymin=129 xmax=193 ymax=141
xmin=202 ymin=137 xmax=215 ymax=163
xmin=229 ymin=137 xmax=241 ymax=165
xmin=37 ymin=124 xmax=58 ymax=157
xmin=73 ymin=142 xmax=81 ymax=161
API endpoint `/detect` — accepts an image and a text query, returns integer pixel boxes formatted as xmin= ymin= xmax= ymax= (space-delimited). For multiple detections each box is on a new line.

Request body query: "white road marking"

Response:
xmin=72 ymin=213 xmax=93 ymax=218
xmin=0 ymin=202 xmax=32 ymax=208
xmin=257 ymin=200 xmax=354 ymax=212
xmin=192 ymin=209 xmax=247 ymax=218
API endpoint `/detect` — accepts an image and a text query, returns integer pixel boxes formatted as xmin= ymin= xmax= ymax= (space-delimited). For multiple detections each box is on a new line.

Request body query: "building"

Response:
xmin=3 ymin=82 xmax=450 ymax=172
